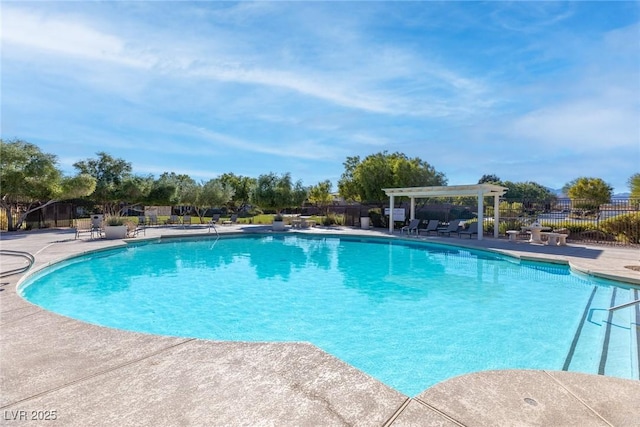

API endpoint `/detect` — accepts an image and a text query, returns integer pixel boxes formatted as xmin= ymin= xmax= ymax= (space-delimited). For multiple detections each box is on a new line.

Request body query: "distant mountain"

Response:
xmin=613 ymin=192 xmax=630 ymax=199
xmin=545 ymin=187 xmax=631 ymax=199
xmin=546 ymin=187 xmax=565 ymax=197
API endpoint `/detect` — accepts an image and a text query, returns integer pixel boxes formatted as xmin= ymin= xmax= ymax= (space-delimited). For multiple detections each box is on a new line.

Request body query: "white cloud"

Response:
xmin=2 ymin=7 xmax=154 ymax=69
xmin=508 ymin=101 xmax=637 ymax=150
xmin=2 ymin=4 xmax=490 ymax=120
xmin=183 ymin=125 xmax=336 ymax=161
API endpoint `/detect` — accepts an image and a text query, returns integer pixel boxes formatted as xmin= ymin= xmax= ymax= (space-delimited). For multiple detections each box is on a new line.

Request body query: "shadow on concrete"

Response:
xmin=406 ymin=235 xmax=606 ymax=260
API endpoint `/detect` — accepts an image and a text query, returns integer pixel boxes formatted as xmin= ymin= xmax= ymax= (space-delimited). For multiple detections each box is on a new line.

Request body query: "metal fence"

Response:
xmin=323 ymin=199 xmax=640 ymax=246
xmin=495 ymin=198 xmax=639 ymax=246
xmin=407 ymin=198 xmax=639 ymax=246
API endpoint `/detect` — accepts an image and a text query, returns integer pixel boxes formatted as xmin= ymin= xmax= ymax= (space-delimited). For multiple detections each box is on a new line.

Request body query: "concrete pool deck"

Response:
xmin=1 ymin=225 xmax=639 ymax=426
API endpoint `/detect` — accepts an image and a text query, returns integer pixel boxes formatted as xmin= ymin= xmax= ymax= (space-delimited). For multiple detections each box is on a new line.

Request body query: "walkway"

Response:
xmin=1 ymin=225 xmax=639 ymax=426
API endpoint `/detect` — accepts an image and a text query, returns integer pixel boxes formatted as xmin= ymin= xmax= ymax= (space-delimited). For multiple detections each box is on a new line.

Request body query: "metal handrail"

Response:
xmin=608 ymin=299 xmax=640 ymax=312
xmin=208 ymin=222 xmax=220 ymax=239
xmin=0 ymin=250 xmax=35 ymax=278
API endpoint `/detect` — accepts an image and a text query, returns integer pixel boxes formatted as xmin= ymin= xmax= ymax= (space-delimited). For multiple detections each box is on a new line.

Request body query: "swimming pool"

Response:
xmin=19 ymin=234 xmax=640 ymax=396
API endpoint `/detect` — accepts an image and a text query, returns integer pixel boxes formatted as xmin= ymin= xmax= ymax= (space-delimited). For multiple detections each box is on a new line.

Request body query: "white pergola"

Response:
xmin=382 ymin=184 xmax=509 ymax=240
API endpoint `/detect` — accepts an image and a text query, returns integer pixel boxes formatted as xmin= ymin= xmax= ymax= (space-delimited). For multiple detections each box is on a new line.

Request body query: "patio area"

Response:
xmin=1 ymin=225 xmax=639 ymax=426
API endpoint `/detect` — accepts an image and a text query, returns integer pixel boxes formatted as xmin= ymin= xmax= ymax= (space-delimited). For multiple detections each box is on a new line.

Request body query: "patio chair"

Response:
xmin=401 ymin=219 xmax=421 ymax=235
xmin=418 ymin=219 xmax=440 ymax=236
xmin=90 ymin=214 xmax=104 ymax=229
xmin=182 ymin=215 xmax=192 ymax=226
xmin=90 ymin=214 xmax=104 ymax=238
xmin=166 ymin=214 xmax=180 ymax=225
xmin=134 ymin=216 xmax=147 ymax=235
xmin=456 ymin=222 xmax=479 ymax=239
xmin=127 ymin=220 xmax=145 ymax=237
xmin=74 ymin=218 xmax=100 ymax=240
xmin=436 ymin=219 xmax=462 ymax=236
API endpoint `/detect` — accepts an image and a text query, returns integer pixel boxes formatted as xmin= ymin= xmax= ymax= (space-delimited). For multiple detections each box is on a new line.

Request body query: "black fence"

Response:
xmin=387 ymin=198 xmax=639 ymax=246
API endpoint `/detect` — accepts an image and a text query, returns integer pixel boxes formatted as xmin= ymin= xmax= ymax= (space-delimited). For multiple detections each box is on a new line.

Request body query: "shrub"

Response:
xmin=492 ymin=219 xmax=526 ymax=235
xmin=248 ymin=207 xmax=264 ymax=216
xmin=106 ymin=216 xmax=125 ymax=226
xmin=368 ymin=208 xmax=385 ymax=228
xmin=543 ymin=220 xmax=592 ymax=237
xmin=0 ymin=211 xmax=7 ymax=231
xmin=322 ymin=213 xmax=344 ymax=226
xmin=600 ymin=212 xmax=640 ymax=244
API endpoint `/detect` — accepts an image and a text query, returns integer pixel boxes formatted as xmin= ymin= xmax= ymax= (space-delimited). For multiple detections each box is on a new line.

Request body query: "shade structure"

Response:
xmin=382 ymin=184 xmax=509 ymax=240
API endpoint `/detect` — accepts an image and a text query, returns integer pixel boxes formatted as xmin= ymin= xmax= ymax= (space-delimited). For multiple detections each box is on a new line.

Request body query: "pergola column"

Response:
xmin=410 ymin=197 xmax=416 ymax=220
xmin=477 ymin=190 xmax=484 ymax=241
xmin=388 ymin=194 xmax=395 ymax=234
xmin=494 ymin=194 xmax=500 ymax=238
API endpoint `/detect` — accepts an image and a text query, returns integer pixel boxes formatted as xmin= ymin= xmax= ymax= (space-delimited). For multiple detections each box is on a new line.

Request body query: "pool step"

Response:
xmin=563 ymin=287 xmax=639 ymax=380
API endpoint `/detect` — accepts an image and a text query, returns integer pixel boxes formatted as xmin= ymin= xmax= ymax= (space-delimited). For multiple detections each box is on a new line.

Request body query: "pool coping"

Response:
xmin=1 ymin=225 xmax=639 ymax=425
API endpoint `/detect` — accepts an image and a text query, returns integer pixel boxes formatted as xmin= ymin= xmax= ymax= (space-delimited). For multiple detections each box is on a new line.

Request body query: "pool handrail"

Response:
xmin=208 ymin=221 xmax=220 ymax=240
xmin=0 ymin=249 xmax=35 ymax=278
xmin=608 ymin=299 xmax=640 ymax=311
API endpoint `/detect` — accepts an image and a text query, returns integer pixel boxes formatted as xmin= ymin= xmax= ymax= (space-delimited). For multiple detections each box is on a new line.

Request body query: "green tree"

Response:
xmin=502 ymin=181 xmax=556 ymax=202
xmin=308 ymin=180 xmax=333 ymax=215
xmin=147 ymin=177 xmax=178 ymax=206
xmin=563 ymin=177 xmax=613 ymax=209
xmin=190 ymin=179 xmax=235 ymax=223
xmin=73 ymin=152 xmax=134 ymax=215
xmin=251 ymin=172 xmax=308 ymax=216
xmin=219 ymin=173 xmax=256 ymax=212
xmin=628 ymin=173 xmax=640 ymax=199
xmin=337 ymin=156 xmax=362 ymax=202
xmin=118 ymin=175 xmax=154 ymax=210
xmin=176 ymin=177 xmax=200 ymax=213
xmin=147 ymin=172 xmax=196 ymax=208
xmin=338 ymin=151 xmax=446 ymax=204
xmin=1 ymin=139 xmax=96 ymax=230
xmin=478 ymin=174 xmax=502 ymax=184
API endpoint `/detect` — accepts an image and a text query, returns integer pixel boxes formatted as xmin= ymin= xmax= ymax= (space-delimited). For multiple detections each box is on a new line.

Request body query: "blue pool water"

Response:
xmin=20 ymin=234 xmax=639 ymax=396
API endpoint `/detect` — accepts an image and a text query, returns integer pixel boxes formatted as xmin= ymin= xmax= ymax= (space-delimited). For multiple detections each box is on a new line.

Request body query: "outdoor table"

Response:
xmin=523 ymin=222 xmax=551 ymax=244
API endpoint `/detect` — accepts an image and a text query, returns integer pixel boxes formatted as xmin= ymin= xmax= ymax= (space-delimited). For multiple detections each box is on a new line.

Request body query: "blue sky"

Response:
xmin=2 ymin=1 xmax=638 ymax=194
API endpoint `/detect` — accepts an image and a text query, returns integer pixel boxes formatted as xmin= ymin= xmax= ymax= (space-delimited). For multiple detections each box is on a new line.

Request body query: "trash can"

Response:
xmin=360 ymin=217 xmax=370 ymax=229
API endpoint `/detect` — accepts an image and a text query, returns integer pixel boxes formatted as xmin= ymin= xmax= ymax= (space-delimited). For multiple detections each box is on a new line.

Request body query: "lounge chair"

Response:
xmin=401 ymin=219 xmax=421 ymax=235
xmin=436 ymin=219 xmax=461 ymax=236
xmin=222 ymin=214 xmax=238 ymax=225
xmin=210 ymin=214 xmax=221 ymax=224
xmin=418 ymin=219 xmax=440 ymax=236
xmin=301 ymin=217 xmax=316 ymax=228
xmin=182 ymin=215 xmax=192 ymax=226
xmin=456 ymin=222 xmax=479 ymax=238
xmin=292 ymin=216 xmax=314 ymax=229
